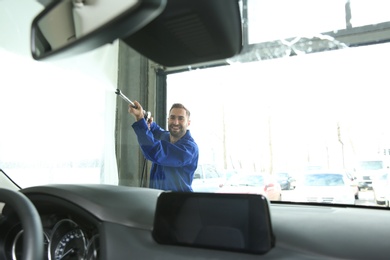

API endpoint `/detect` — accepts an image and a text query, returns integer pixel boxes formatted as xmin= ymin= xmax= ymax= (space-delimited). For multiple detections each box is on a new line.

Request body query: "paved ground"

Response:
xmin=355 ymin=190 xmax=382 ymax=206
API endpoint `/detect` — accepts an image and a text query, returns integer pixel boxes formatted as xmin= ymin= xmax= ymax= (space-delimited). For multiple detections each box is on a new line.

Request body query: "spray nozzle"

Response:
xmin=115 ymin=89 xmax=151 ymax=121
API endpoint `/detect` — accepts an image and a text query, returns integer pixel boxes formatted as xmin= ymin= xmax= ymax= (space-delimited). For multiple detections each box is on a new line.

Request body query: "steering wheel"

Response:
xmin=0 ymin=188 xmax=44 ymax=260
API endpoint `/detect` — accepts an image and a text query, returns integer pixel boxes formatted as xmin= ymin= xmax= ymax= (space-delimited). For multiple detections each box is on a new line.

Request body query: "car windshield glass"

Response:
xmin=303 ymin=174 xmax=344 ymax=186
xmin=277 ymin=173 xmax=288 ymax=179
xmin=360 ymin=161 xmax=383 ymax=170
xmin=227 ymin=175 xmax=264 ymax=186
xmin=1 ymin=0 xmax=390 ymax=208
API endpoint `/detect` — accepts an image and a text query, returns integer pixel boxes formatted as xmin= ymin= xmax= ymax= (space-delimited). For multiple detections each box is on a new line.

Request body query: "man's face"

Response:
xmin=168 ymin=108 xmax=190 ymax=138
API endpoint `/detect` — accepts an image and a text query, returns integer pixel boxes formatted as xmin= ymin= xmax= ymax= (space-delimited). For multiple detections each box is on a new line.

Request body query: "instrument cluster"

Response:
xmin=10 ymin=217 xmax=99 ymax=260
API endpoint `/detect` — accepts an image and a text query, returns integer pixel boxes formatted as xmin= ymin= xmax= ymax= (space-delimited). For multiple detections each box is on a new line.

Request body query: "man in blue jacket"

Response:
xmin=129 ymin=102 xmax=199 ymax=192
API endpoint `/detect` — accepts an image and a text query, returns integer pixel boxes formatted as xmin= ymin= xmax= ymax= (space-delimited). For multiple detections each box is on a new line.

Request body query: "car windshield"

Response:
xmin=378 ymin=173 xmax=389 ymax=181
xmin=276 ymin=173 xmax=289 ymax=179
xmin=1 ymin=0 xmax=390 ymax=208
xmin=226 ymin=175 xmax=265 ymax=187
xmin=303 ymin=174 xmax=345 ymax=186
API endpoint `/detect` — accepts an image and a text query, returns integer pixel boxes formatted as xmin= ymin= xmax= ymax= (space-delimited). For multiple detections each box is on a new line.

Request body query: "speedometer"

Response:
xmin=53 ymin=229 xmax=87 ymax=260
xmin=49 ymin=219 xmax=87 ymax=260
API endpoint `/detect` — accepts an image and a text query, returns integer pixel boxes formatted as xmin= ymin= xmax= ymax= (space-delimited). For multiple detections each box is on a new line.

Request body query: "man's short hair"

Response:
xmin=170 ymin=103 xmax=190 ymax=118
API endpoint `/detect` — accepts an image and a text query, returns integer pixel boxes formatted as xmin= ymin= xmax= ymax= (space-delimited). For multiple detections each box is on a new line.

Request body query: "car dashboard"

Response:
xmin=1 ymin=184 xmax=390 ymax=260
xmin=0 ymin=185 xmax=161 ymax=260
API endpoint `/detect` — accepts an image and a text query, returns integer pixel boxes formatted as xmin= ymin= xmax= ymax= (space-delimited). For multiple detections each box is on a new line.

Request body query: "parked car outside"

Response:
xmin=355 ymin=160 xmax=385 ymax=190
xmin=293 ymin=171 xmax=356 ymax=205
xmin=216 ymin=172 xmax=282 ymax=201
xmin=275 ymin=172 xmax=296 ymax=190
xmin=191 ymin=164 xmax=226 ymax=192
xmin=372 ymin=173 xmax=390 ymax=207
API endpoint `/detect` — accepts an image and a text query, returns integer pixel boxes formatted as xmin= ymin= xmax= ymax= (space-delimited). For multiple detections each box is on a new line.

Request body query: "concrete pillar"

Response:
xmin=116 ymin=41 xmax=157 ymax=187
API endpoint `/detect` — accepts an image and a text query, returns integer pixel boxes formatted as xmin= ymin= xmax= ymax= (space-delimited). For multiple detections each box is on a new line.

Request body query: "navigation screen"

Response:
xmin=153 ymin=192 xmax=275 ymax=254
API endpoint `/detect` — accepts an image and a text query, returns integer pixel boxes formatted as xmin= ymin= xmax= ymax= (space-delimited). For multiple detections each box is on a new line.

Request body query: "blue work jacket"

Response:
xmin=132 ymin=119 xmax=199 ymax=192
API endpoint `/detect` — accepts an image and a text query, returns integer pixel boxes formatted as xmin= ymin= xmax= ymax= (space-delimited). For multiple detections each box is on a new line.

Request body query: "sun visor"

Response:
xmin=122 ymin=0 xmax=243 ymax=67
xmin=152 ymin=192 xmax=275 ymax=255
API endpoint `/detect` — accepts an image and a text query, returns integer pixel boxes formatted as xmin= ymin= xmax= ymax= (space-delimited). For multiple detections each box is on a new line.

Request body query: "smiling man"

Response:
xmin=129 ymin=102 xmax=199 ymax=192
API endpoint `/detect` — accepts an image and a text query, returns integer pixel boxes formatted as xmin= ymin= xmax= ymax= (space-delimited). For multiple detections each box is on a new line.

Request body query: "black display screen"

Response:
xmin=152 ymin=192 xmax=275 ymax=254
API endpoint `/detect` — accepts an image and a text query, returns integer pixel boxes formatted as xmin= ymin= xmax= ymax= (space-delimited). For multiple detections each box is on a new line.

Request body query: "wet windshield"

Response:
xmin=1 ymin=0 xmax=390 ymax=208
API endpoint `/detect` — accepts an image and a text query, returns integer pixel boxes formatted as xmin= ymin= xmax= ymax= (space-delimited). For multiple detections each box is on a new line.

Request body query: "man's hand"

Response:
xmin=128 ymin=100 xmax=144 ymax=121
xmin=147 ymin=116 xmax=154 ymax=130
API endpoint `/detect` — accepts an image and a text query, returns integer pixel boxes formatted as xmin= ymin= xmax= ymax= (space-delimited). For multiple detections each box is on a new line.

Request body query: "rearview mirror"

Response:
xmin=31 ymin=0 xmax=166 ymax=60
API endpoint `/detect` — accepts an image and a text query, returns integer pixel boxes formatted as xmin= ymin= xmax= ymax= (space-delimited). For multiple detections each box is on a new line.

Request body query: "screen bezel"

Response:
xmin=152 ymin=192 xmax=275 ymax=254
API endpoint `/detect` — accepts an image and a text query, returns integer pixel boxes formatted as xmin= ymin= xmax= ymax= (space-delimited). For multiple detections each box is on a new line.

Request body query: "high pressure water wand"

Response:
xmin=115 ymin=89 xmax=151 ymax=120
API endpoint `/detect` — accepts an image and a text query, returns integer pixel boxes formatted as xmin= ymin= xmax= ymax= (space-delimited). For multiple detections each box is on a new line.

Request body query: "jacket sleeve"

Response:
xmin=132 ymin=119 xmax=197 ymax=167
xmin=149 ymin=121 xmax=166 ymax=140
